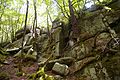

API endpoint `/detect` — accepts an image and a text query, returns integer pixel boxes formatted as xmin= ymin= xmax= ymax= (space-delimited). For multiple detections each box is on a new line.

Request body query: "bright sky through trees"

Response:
xmin=20 ymin=0 xmax=93 ymax=28
xmin=85 ymin=0 xmax=94 ymax=8
xmin=20 ymin=0 xmax=58 ymax=28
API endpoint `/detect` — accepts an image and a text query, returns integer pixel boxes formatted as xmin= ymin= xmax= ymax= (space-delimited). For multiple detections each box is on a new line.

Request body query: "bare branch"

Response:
xmin=46 ymin=6 xmax=50 ymax=37
xmin=46 ymin=7 xmax=52 ymax=23
xmin=0 ymin=2 xmax=6 ymax=21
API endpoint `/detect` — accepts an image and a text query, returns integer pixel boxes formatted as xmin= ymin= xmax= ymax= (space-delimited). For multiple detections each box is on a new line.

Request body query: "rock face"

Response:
xmin=52 ymin=62 xmax=69 ymax=76
xmin=51 ymin=27 xmax=62 ymax=57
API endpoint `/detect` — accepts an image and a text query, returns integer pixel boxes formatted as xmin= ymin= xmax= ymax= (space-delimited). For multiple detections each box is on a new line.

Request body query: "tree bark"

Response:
xmin=68 ymin=0 xmax=80 ymax=39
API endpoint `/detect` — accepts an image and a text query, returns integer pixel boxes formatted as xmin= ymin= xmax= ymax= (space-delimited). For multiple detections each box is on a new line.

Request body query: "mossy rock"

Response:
xmin=102 ymin=54 xmax=120 ymax=79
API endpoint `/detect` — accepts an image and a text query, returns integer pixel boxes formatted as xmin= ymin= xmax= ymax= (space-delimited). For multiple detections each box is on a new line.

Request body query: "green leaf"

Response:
xmin=37 ymin=67 xmax=45 ymax=76
xmin=104 ymin=6 xmax=112 ymax=10
xmin=44 ymin=0 xmax=52 ymax=6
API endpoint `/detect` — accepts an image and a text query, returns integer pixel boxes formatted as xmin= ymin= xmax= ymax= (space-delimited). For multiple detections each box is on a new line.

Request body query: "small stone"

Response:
xmin=52 ymin=62 xmax=69 ymax=76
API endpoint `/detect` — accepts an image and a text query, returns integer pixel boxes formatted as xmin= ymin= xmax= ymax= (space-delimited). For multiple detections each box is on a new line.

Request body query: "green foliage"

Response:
xmin=16 ymin=72 xmax=23 ymax=77
xmin=0 ymin=0 xmax=25 ymax=43
xmin=28 ymin=67 xmax=54 ymax=80
xmin=72 ymin=0 xmax=85 ymax=9
xmin=0 ymin=0 xmax=114 ymax=43
xmin=44 ymin=0 xmax=53 ymax=6
xmin=104 ymin=6 xmax=112 ymax=10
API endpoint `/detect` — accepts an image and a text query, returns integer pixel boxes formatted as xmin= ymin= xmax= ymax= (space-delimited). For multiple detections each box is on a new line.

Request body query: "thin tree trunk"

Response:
xmin=46 ymin=7 xmax=52 ymax=24
xmin=22 ymin=0 xmax=29 ymax=49
xmin=68 ymin=0 xmax=80 ymax=39
xmin=18 ymin=0 xmax=29 ymax=72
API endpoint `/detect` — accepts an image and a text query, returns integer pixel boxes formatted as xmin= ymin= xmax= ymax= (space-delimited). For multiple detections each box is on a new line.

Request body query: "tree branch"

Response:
xmin=33 ymin=0 xmax=37 ymax=38
xmin=54 ymin=0 xmax=68 ymax=19
xmin=46 ymin=7 xmax=52 ymax=24
xmin=63 ymin=0 xmax=70 ymax=17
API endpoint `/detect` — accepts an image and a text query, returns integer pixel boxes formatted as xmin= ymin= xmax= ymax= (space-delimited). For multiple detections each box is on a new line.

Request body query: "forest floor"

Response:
xmin=0 ymin=56 xmax=38 ymax=80
xmin=0 ymin=55 xmax=80 ymax=80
